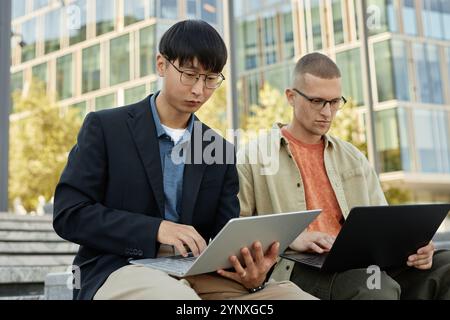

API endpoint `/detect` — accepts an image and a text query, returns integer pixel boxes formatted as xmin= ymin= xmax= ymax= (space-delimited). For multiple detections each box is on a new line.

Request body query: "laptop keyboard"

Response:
xmin=145 ymin=255 xmax=197 ymax=275
xmin=281 ymin=252 xmax=327 ymax=268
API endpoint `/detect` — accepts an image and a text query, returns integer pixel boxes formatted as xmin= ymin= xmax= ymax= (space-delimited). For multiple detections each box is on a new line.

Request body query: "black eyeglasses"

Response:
xmin=292 ymin=88 xmax=347 ymax=111
xmin=164 ymin=57 xmax=225 ymax=89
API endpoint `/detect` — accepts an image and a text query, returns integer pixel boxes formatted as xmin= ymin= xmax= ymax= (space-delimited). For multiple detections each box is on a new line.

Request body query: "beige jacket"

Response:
xmin=237 ymin=123 xmax=387 ymax=280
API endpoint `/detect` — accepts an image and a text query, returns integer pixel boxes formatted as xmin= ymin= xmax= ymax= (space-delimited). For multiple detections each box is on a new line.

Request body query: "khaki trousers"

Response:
xmin=94 ymin=245 xmax=317 ymax=300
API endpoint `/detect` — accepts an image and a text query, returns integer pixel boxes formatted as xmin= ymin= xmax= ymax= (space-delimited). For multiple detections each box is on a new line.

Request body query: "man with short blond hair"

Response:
xmin=237 ymin=52 xmax=450 ymax=300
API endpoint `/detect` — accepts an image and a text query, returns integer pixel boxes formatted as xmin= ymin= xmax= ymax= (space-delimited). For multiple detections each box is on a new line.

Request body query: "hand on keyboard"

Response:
xmin=157 ymin=221 xmax=207 ymax=257
xmin=289 ymin=230 xmax=335 ymax=254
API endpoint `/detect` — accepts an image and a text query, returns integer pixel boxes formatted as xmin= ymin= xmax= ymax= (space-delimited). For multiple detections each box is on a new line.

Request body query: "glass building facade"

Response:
xmin=10 ymin=0 xmax=223 ymax=116
xmin=235 ymin=0 xmax=450 ymax=202
xmin=9 ymin=0 xmax=450 ymax=202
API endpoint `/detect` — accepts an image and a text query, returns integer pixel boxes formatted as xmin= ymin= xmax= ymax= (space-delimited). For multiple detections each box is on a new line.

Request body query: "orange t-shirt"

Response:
xmin=281 ymin=128 xmax=343 ymax=237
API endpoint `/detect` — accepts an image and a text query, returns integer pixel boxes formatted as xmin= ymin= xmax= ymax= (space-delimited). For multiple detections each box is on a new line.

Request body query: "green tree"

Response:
xmin=382 ymin=184 xmax=412 ymax=205
xmin=330 ymin=98 xmax=367 ymax=155
xmin=195 ymin=85 xmax=228 ymax=136
xmin=9 ymin=81 xmax=82 ymax=212
xmin=243 ymin=83 xmax=291 ymax=133
xmin=239 ymin=83 xmax=291 ymax=145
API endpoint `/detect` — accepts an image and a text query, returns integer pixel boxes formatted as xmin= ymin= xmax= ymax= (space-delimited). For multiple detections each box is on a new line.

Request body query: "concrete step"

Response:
xmin=0 ymin=255 xmax=74 ymax=267
xmin=0 ymin=221 xmax=54 ymax=232
xmin=0 ymin=295 xmax=44 ymax=300
xmin=0 ymin=265 xmax=72 ymax=284
xmin=0 ymin=230 xmax=63 ymax=242
xmin=0 ymin=242 xmax=78 ymax=254
xmin=0 ymin=213 xmax=52 ymax=222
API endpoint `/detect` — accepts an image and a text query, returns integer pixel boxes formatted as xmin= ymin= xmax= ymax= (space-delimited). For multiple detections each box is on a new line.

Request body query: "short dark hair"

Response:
xmin=159 ymin=20 xmax=228 ymax=73
xmin=293 ymin=52 xmax=341 ymax=83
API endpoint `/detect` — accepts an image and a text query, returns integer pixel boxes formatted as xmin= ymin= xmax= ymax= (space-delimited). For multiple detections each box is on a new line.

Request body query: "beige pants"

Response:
xmin=94 ymin=265 xmax=317 ymax=300
xmin=94 ymin=245 xmax=317 ymax=300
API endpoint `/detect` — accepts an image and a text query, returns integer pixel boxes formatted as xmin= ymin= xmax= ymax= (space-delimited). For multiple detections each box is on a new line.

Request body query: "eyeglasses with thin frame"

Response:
xmin=292 ymin=88 xmax=347 ymax=111
xmin=164 ymin=56 xmax=225 ymax=89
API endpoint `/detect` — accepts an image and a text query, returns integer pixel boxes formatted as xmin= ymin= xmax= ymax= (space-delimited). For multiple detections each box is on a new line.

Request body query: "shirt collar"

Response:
xmin=150 ymin=91 xmax=195 ymax=140
xmin=273 ymin=122 xmax=335 ymax=150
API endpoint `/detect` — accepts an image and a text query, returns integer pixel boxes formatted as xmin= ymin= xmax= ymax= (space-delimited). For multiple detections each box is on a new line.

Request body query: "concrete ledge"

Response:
xmin=0 ymin=242 xmax=78 ymax=254
xmin=0 ymin=255 xmax=74 ymax=267
xmin=0 ymin=230 xmax=64 ymax=242
xmin=44 ymin=272 xmax=72 ymax=300
xmin=0 ymin=266 xmax=70 ymax=284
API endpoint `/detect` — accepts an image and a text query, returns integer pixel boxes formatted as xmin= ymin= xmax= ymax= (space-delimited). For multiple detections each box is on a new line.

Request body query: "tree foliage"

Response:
xmin=9 ymin=81 xmax=82 ymax=212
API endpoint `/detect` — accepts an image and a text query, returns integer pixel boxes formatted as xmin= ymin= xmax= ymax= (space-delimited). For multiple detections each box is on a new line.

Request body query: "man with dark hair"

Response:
xmin=54 ymin=20 xmax=314 ymax=300
xmin=237 ymin=52 xmax=450 ymax=300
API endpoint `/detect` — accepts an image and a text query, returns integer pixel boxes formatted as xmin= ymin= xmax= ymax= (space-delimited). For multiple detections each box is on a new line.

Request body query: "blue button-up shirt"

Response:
xmin=150 ymin=92 xmax=194 ymax=222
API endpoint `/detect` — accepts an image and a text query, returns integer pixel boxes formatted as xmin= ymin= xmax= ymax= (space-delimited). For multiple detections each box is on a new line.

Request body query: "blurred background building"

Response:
xmin=7 ymin=0 xmax=450 ymax=206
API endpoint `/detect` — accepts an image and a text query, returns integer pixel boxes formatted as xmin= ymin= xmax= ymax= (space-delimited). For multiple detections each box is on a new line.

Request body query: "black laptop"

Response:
xmin=280 ymin=204 xmax=450 ymax=272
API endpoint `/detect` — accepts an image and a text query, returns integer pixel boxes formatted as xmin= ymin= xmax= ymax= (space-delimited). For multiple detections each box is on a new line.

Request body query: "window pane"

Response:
xmin=375 ymin=108 xmax=402 ymax=172
xmin=332 ymin=0 xmax=344 ymax=45
xmin=201 ymin=0 xmax=217 ymax=24
xmin=56 ymin=54 xmax=73 ymax=100
xmin=336 ymin=48 xmax=363 ymax=105
xmin=397 ymin=108 xmax=411 ymax=172
xmin=402 ymin=0 xmax=417 ymax=35
xmin=281 ymin=6 xmax=294 ymax=59
xmin=71 ymin=101 xmax=87 ymax=119
xmin=447 ymin=47 xmax=450 ymax=92
xmin=33 ymin=0 xmax=49 ymax=11
xmin=11 ymin=71 xmax=23 ymax=113
xmin=110 ymin=34 xmax=130 ymax=86
xmin=11 ymin=72 xmax=23 ymax=94
xmin=124 ymin=0 xmax=146 ymax=26
xmin=263 ymin=65 xmax=290 ymax=93
xmin=32 ymin=63 xmax=47 ymax=87
xmin=246 ymin=73 xmax=260 ymax=106
xmin=96 ymin=0 xmax=115 ymax=36
xmin=414 ymin=109 xmax=450 ymax=173
xmin=311 ymin=0 xmax=323 ymax=50
xmin=68 ymin=0 xmax=87 ymax=46
xmin=443 ymin=0 xmax=450 ymax=40
xmin=423 ymin=0 xmax=444 ymax=39
xmin=12 ymin=0 xmax=27 ymax=19
xmin=426 ymin=44 xmax=443 ymax=104
xmin=374 ymin=40 xmax=395 ymax=102
xmin=95 ymin=93 xmax=116 ymax=111
xmin=125 ymin=85 xmax=147 ymax=105
xmin=413 ymin=43 xmax=443 ymax=104
xmin=392 ymin=40 xmax=410 ymax=101
xmin=21 ymin=18 xmax=37 ymax=63
xmin=82 ymin=45 xmax=101 ymax=93
xmin=263 ymin=13 xmax=276 ymax=46
xmin=367 ymin=0 xmax=397 ymax=35
xmin=243 ymin=18 xmax=258 ymax=70
xmin=160 ymin=0 xmax=178 ymax=19
xmin=187 ymin=0 xmax=197 ymax=19
xmin=140 ymin=25 xmax=156 ymax=77
xmin=263 ymin=12 xmax=277 ymax=65
xmin=44 ymin=9 xmax=61 ymax=54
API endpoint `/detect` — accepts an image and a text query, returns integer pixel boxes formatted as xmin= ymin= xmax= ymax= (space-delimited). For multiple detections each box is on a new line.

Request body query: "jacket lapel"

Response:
xmin=126 ymin=96 xmax=165 ymax=218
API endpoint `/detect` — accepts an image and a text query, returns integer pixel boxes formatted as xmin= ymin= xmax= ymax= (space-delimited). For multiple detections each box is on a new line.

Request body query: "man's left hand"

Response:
xmin=217 ymin=241 xmax=279 ymax=289
xmin=407 ymin=241 xmax=434 ymax=270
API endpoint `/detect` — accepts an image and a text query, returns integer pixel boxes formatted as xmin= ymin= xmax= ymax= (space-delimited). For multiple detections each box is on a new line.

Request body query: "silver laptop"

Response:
xmin=130 ymin=210 xmax=320 ymax=277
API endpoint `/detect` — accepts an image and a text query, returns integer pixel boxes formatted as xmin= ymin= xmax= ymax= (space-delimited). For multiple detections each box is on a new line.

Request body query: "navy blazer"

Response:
xmin=53 ymin=95 xmax=239 ymax=300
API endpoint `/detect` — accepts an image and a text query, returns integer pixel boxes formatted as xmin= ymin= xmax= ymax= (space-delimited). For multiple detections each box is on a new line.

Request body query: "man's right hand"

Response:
xmin=157 ymin=221 xmax=207 ymax=257
xmin=289 ymin=230 xmax=335 ymax=254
